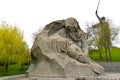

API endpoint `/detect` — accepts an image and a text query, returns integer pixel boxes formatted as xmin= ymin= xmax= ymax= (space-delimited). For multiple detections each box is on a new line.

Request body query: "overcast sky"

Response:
xmin=0 ymin=0 xmax=120 ymax=48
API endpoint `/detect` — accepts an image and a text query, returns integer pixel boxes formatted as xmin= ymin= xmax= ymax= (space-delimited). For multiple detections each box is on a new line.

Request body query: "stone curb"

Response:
xmin=0 ymin=73 xmax=120 ymax=80
xmin=0 ymin=74 xmax=26 ymax=80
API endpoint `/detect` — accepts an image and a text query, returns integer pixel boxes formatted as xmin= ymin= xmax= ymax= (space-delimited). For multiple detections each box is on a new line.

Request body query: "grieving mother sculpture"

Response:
xmin=27 ymin=17 xmax=105 ymax=77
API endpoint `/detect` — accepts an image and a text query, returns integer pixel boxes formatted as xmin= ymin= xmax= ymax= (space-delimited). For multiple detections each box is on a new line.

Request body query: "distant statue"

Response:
xmin=27 ymin=17 xmax=105 ymax=77
xmin=94 ymin=6 xmax=112 ymax=62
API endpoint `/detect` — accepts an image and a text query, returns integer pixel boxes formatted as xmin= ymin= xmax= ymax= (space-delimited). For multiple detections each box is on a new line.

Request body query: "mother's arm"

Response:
xmin=67 ymin=43 xmax=88 ymax=63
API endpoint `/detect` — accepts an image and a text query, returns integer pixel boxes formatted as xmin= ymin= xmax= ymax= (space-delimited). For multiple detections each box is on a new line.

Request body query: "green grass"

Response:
xmin=0 ymin=63 xmax=29 ymax=77
xmin=89 ymin=48 xmax=120 ymax=62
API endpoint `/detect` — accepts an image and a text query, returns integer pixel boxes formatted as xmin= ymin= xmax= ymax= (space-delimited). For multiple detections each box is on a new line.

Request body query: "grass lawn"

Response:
xmin=0 ymin=63 xmax=29 ymax=77
xmin=89 ymin=48 xmax=120 ymax=62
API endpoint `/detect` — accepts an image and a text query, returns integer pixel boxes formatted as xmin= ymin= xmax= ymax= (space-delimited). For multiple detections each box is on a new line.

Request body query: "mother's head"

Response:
xmin=65 ymin=17 xmax=81 ymax=32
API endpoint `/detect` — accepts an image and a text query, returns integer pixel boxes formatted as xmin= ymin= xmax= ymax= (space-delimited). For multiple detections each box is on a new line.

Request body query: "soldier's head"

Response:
xmin=65 ymin=17 xmax=80 ymax=32
xmin=101 ymin=17 xmax=106 ymax=22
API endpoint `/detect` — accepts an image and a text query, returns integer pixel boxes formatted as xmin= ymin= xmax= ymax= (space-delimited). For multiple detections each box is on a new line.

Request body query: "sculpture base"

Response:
xmin=27 ymin=54 xmax=104 ymax=77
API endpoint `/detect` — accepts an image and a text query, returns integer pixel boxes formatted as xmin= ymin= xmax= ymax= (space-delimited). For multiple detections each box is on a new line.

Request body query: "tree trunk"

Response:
xmin=105 ymin=47 xmax=108 ymax=62
xmin=20 ymin=63 xmax=24 ymax=70
xmin=98 ymin=47 xmax=102 ymax=59
xmin=108 ymin=46 xmax=112 ymax=62
xmin=4 ymin=62 xmax=8 ymax=76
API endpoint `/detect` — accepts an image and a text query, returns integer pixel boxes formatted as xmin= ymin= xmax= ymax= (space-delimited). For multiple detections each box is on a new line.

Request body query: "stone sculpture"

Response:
xmin=27 ymin=17 xmax=105 ymax=77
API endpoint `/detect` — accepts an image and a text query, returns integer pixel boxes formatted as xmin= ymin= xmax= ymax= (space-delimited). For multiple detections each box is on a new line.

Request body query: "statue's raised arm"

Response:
xmin=96 ymin=10 xmax=102 ymax=23
xmin=95 ymin=0 xmax=102 ymax=23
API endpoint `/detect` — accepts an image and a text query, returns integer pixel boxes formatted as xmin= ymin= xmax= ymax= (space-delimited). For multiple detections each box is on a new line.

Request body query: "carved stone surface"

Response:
xmin=27 ymin=17 xmax=105 ymax=77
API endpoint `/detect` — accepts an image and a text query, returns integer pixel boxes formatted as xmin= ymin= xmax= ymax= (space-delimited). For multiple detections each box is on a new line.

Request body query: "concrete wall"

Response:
xmin=98 ymin=62 xmax=120 ymax=72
